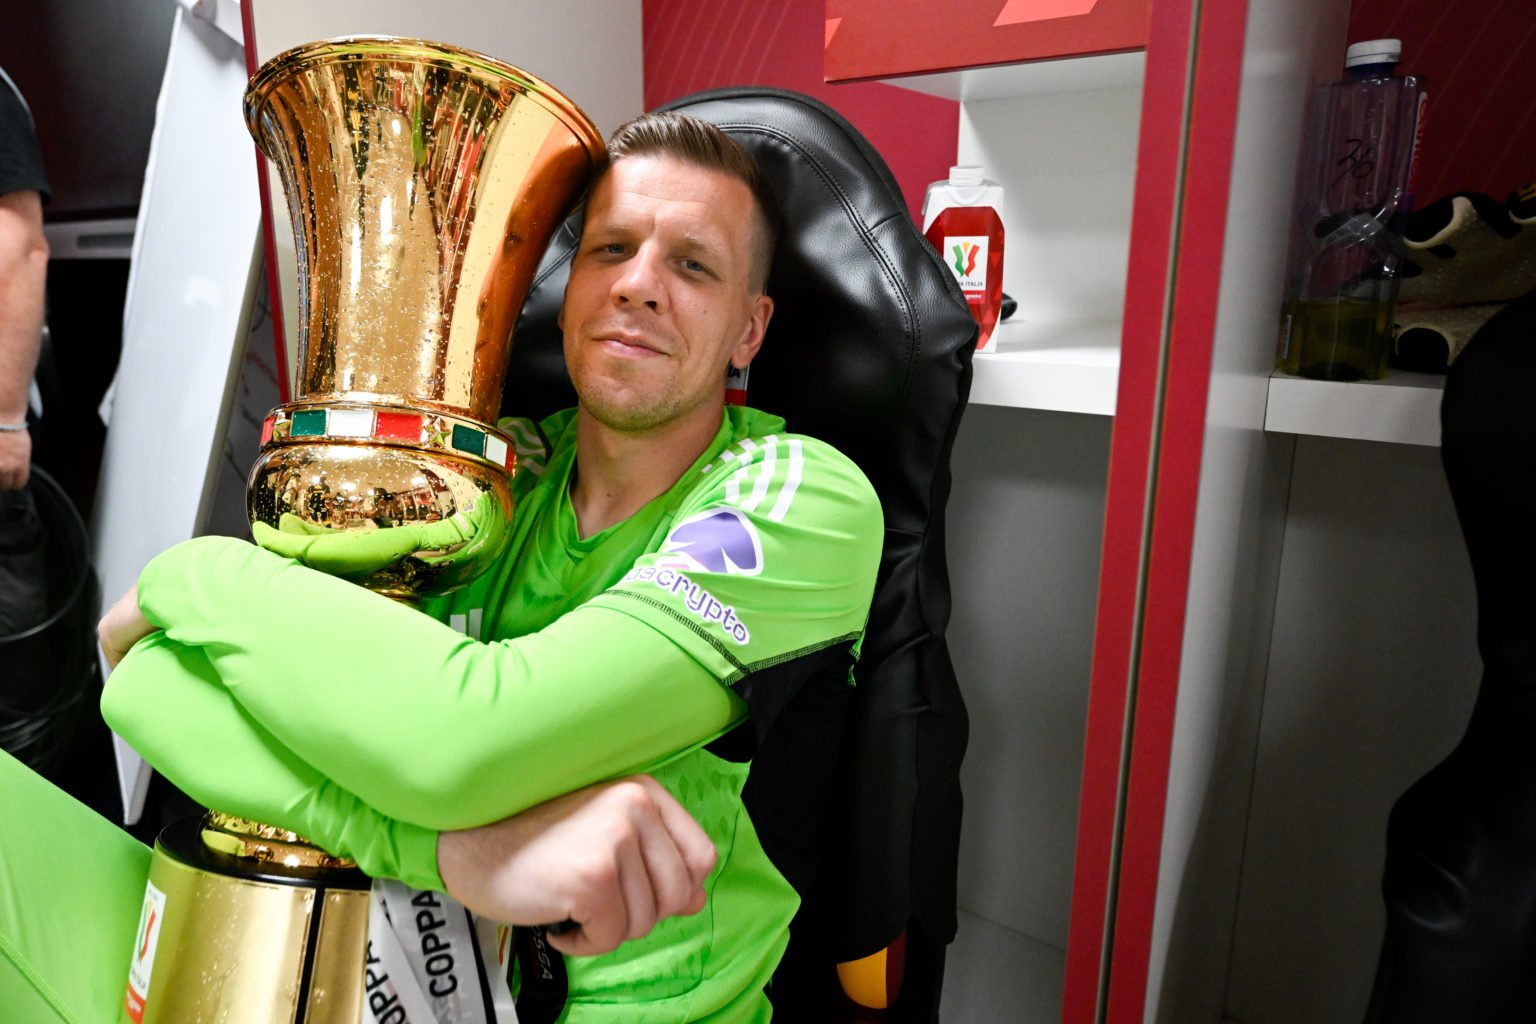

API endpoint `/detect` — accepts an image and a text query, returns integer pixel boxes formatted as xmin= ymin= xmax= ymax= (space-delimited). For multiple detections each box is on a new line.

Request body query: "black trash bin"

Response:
xmin=0 ymin=464 xmax=100 ymax=775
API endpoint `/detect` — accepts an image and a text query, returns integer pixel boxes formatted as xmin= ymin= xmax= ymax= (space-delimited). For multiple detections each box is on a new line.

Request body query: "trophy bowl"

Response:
xmin=247 ymin=405 xmax=516 ymax=600
xmin=244 ymin=35 xmax=607 ymax=603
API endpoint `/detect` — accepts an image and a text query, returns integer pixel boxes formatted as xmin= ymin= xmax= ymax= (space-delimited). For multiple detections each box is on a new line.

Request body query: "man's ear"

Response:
xmin=729 ymin=294 xmax=773 ymax=370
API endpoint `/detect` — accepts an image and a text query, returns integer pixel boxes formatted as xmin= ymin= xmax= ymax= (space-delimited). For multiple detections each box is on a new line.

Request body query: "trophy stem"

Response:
xmin=127 ymin=818 xmax=372 ymax=1024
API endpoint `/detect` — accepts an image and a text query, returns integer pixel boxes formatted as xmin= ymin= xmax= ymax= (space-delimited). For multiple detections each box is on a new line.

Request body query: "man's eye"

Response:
xmin=682 ymin=259 xmax=709 ymax=273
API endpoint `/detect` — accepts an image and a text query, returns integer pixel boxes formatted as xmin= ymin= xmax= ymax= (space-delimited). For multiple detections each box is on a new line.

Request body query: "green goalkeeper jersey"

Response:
xmin=104 ymin=404 xmax=882 ymax=1022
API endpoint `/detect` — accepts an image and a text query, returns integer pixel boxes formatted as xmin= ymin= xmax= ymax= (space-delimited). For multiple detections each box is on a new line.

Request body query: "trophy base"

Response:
xmin=122 ymin=817 xmax=372 ymax=1024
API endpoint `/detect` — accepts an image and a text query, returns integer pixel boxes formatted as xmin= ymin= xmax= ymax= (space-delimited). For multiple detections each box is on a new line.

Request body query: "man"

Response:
xmin=0 ymin=66 xmax=46 ymax=494
xmin=91 ymin=111 xmax=883 ymax=1022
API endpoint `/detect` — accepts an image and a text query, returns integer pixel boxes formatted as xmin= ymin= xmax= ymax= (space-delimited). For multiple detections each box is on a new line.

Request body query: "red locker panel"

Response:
xmin=825 ymin=0 xmax=1149 ymax=82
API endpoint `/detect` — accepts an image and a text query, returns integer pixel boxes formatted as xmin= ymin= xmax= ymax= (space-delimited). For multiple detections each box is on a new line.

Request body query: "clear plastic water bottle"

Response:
xmin=923 ymin=165 xmax=1005 ymax=352
xmin=1276 ymin=39 xmax=1427 ymax=381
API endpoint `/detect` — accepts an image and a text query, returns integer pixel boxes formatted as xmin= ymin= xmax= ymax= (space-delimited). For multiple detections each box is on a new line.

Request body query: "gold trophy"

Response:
xmin=123 ymin=38 xmax=604 ymax=1024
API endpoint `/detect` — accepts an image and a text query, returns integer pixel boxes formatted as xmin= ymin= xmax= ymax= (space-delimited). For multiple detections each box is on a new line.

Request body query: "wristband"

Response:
xmin=0 ymin=422 xmax=28 ymax=432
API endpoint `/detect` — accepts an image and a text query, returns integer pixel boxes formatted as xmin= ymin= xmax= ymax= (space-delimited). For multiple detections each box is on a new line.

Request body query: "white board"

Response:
xmin=91 ymin=5 xmax=260 ymax=823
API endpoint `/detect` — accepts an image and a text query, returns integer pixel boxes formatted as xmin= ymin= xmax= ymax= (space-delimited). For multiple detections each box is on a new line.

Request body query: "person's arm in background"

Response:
xmin=0 ymin=187 xmax=46 ymax=490
xmin=0 ymin=68 xmax=50 ymax=492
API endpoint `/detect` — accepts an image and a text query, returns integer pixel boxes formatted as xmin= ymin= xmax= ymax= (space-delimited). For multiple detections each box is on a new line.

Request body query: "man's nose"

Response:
xmin=613 ymin=247 xmax=663 ymax=310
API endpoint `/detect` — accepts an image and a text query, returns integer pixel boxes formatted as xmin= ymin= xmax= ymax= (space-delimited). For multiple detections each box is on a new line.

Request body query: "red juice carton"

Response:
xmin=923 ymin=165 xmax=1006 ymax=352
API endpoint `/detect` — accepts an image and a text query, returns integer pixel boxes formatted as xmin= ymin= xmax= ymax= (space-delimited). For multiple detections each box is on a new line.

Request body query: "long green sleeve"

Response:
xmin=122 ymin=535 xmax=745 ymax=831
xmin=101 ymin=633 xmax=443 ymax=890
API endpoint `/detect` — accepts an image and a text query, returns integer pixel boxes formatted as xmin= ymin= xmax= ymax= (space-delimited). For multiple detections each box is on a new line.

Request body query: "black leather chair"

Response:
xmin=1364 ymin=290 xmax=1536 ymax=1023
xmin=504 ymin=86 xmax=975 ymax=1021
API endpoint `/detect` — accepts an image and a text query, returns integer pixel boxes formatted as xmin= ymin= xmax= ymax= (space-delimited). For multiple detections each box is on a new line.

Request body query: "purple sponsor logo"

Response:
xmin=659 ymin=508 xmax=763 ymax=576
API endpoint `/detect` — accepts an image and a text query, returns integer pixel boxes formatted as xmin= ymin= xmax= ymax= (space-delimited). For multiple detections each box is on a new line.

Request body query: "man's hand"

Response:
xmin=437 ymin=775 xmax=717 ymax=957
xmin=252 ymin=505 xmax=495 ymax=578
xmin=97 ymin=584 xmax=159 ymax=669
xmin=0 ymin=428 xmax=28 ymax=490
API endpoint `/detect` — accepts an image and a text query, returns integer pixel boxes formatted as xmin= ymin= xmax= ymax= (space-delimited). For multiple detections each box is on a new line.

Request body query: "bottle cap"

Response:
xmin=1344 ymin=38 xmax=1401 ymax=69
xmin=949 ymin=165 xmax=983 ymax=186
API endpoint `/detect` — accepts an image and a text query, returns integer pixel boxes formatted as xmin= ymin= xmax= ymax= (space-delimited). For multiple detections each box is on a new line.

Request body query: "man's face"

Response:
xmin=560 ymin=154 xmax=773 ymax=435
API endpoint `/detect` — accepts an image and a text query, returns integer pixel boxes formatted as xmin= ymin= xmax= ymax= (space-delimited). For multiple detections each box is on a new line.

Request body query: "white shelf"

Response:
xmin=971 ymin=331 xmax=1448 ymax=438
xmin=883 ymin=49 xmax=1144 ymax=102
xmin=969 ymin=319 xmax=1120 ymax=415
xmin=1264 ymin=369 xmax=1445 ymax=447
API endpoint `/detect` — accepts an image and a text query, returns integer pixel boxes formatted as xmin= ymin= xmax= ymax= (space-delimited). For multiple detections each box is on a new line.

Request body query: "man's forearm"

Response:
xmin=436 ymin=775 xmax=716 ymax=956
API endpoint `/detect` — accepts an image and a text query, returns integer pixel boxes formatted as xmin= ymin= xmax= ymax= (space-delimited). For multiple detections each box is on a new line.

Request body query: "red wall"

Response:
xmin=641 ymin=1 xmax=1535 ymax=234
xmin=642 ymin=0 xmax=959 ymax=221
xmin=1350 ymin=0 xmax=1536 ymax=203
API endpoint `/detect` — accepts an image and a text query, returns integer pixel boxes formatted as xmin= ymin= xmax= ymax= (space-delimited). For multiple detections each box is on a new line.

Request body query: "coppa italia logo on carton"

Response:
xmin=124 ymin=881 xmax=167 ymax=1023
xmin=942 ymin=235 xmax=989 ymax=293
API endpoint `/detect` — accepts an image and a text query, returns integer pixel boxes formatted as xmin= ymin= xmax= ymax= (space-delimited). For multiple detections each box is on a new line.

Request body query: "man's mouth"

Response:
xmin=595 ymin=329 xmax=666 ymax=357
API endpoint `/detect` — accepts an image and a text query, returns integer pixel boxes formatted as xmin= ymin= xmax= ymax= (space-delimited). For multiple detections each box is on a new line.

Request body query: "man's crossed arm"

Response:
xmin=99 ymin=579 xmax=721 ymax=957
